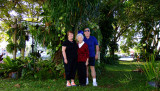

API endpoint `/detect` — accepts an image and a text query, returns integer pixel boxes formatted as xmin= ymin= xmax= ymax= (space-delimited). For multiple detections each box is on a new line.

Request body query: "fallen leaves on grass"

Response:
xmin=14 ymin=84 xmax=20 ymax=88
xmin=132 ymin=68 xmax=144 ymax=73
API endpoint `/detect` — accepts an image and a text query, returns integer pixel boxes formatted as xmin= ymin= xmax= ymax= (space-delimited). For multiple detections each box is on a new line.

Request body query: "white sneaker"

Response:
xmin=86 ymin=81 xmax=89 ymax=85
xmin=93 ymin=82 xmax=98 ymax=86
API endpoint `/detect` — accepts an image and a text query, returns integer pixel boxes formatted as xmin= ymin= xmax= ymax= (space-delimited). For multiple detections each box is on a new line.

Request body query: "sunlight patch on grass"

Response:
xmin=105 ymin=62 xmax=140 ymax=72
xmin=105 ymin=61 xmax=145 ymax=72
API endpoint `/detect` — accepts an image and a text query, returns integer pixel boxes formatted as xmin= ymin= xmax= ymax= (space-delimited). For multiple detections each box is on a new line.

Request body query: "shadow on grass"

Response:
xmin=96 ymin=61 xmax=156 ymax=90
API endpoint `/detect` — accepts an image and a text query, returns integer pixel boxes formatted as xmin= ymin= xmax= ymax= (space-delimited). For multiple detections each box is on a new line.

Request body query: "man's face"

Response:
xmin=84 ymin=29 xmax=90 ymax=37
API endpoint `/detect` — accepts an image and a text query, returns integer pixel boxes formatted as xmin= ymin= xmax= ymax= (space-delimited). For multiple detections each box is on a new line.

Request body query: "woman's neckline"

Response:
xmin=68 ymin=39 xmax=73 ymax=42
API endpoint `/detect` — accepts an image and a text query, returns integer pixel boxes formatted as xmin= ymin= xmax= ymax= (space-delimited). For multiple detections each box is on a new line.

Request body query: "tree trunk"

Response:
xmin=13 ymin=30 xmax=17 ymax=60
xmin=21 ymin=48 xmax=25 ymax=60
xmin=12 ymin=18 xmax=17 ymax=60
xmin=110 ymin=49 xmax=115 ymax=57
xmin=100 ymin=37 xmax=107 ymax=62
xmin=72 ymin=25 xmax=78 ymax=39
xmin=52 ymin=48 xmax=63 ymax=64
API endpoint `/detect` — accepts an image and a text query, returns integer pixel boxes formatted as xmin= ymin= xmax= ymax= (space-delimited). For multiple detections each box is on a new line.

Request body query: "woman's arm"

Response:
xmin=85 ymin=44 xmax=89 ymax=65
xmin=86 ymin=58 xmax=89 ymax=65
xmin=62 ymin=46 xmax=68 ymax=64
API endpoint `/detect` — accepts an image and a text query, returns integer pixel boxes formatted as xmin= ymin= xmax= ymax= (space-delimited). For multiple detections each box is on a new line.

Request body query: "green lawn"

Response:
xmin=0 ymin=61 xmax=157 ymax=91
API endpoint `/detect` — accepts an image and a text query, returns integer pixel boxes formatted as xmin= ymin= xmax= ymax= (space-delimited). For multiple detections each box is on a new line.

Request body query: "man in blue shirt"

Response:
xmin=84 ymin=28 xmax=99 ymax=86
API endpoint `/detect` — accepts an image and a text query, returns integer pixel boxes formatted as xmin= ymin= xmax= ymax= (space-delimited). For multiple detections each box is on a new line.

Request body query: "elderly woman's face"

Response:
xmin=68 ymin=33 xmax=73 ymax=40
xmin=77 ymin=36 xmax=83 ymax=43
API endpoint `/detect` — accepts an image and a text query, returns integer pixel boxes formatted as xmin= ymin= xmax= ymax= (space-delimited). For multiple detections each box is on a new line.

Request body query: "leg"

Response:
xmin=86 ymin=65 xmax=89 ymax=85
xmin=89 ymin=57 xmax=97 ymax=86
xmin=81 ymin=62 xmax=86 ymax=85
xmin=78 ymin=62 xmax=86 ymax=86
xmin=88 ymin=57 xmax=96 ymax=78
xmin=70 ymin=59 xmax=77 ymax=86
xmin=90 ymin=66 xmax=97 ymax=86
xmin=86 ymin=65 xmax=89 ymax=78
xmin=64 ymin=63 xmax=71 ymax=80
xmin=64 ymin=60 xmax=71 ymax=86
xmin=90 ymin=66 xmax=96 ymax=78
xmin=70 ymin=59 xmax=77 ymax=80
xmin=78 ymin=62 xmax=82 ymax=85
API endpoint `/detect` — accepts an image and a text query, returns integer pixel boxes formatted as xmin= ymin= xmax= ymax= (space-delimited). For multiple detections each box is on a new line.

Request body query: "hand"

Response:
xmin=64 ymin=59 xmax=68 ymax=64
xmin=95 ymin=54 xmax=98 ymax=60
xmin=86 ymin=61 xmax=88 ymax=66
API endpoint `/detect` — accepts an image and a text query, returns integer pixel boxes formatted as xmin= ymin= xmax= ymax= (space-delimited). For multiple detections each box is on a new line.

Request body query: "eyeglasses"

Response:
xmin=84 ymin=30 xmax=90 ymax=32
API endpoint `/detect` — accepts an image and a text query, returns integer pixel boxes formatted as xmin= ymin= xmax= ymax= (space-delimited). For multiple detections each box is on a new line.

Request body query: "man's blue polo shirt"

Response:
xmin=84 ymin=36 xmax=98 ymax=57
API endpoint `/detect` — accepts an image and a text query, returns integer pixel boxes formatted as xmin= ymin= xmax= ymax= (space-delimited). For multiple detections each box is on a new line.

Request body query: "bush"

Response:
xmin=0 ymin=56 xmax=24 ymax=78
xmin=143 ymin=54 xmax=160 ymax=86
xmin=20 ymin=57 xmax=65 ymax=80
xmin=95 ymin=61 xmax=106 ymax=77
xmin=103 ymin=55 xmax=119 ymax=65
xmin=0 ymin=56 xmax=65 ymax=80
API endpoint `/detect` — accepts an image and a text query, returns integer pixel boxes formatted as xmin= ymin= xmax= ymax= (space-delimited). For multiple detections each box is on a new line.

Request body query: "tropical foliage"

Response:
xmin=0 ymin=0 xmax=160 ymax=82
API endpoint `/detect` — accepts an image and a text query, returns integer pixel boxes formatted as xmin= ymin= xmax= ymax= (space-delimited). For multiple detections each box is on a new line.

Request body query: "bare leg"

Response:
xmin=90 ymin=66 xmax=96 ymax=78
xmin=86 ymin=66 xmax=89 ymax=85
xmin=86 ymin=65 xmax=89 ymax=77
xmin=90 ymin=66 xmax=97 ymax=86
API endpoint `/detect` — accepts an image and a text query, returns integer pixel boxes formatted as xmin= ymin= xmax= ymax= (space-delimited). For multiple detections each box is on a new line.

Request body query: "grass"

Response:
xmin=0 ymin=61 xmax=157 ymax=91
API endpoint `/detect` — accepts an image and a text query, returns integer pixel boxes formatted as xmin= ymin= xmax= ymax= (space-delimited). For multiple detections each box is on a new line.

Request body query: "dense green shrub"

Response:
xmin=20 ymin=58 xmax=64 ymax=80
xmin=0 ymin=56 xmax=65 ymax=80
xmin=0 ymin=56 xmax=24 ymax=78
xmin=103 ymin=55 xmax=119 ymax=65
xmin=143 ymin=54 xmax=160 ymax=86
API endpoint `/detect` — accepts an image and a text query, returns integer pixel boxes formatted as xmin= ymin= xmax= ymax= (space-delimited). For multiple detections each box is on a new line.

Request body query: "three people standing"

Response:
xmin=62 ymin=28 xmax=99 ymax=87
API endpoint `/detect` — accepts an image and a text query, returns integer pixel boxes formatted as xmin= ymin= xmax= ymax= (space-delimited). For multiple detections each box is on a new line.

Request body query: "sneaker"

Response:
xmin=93 ymin=82 xmax=98 ymax=86
xmin=71 ymin=82 xmax=77 ymax=86
xmin=86 ymin=81 xmax=89 ymax=85
xmin=66 ymin=82 xmax=71 ymax=87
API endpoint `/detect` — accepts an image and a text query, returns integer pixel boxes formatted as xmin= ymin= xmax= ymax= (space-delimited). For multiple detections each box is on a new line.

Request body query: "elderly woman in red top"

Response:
xmin=76 ymin=33 xmax=89 ymax=86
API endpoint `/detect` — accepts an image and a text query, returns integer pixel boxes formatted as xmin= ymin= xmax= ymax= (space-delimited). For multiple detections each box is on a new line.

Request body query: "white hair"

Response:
xmin=76 ymin=33 xmax=84 ymax=40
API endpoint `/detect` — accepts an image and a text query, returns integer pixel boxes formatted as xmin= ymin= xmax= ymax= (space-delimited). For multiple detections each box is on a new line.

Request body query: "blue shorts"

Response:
xmin=88 ymin=57 xmax=95 ymax=66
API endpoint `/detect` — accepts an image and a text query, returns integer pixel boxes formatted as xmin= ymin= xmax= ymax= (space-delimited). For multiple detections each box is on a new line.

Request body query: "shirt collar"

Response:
xmin=78 ymin=41 xmax=84 ymax=48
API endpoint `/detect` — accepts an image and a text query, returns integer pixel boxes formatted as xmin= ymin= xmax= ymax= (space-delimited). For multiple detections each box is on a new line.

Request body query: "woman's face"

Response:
xmin=77 ymin=36 xmax=83 ymax=43
xmin=68 ymin=33 xmax=73 ymax=40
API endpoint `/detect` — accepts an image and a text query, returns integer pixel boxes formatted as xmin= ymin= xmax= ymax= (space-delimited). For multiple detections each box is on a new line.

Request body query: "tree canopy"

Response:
xmin=0 ymin=0 xmax=160 ymax=62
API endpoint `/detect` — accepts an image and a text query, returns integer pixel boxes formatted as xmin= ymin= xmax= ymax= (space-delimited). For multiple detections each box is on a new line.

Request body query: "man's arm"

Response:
xmin=95 ymin=45 xmax=99 ymax=60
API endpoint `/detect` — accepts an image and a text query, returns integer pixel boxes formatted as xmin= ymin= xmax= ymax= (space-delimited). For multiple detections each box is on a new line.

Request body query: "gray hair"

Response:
xmin=76 ymin=33 xmax=84 ymax=40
